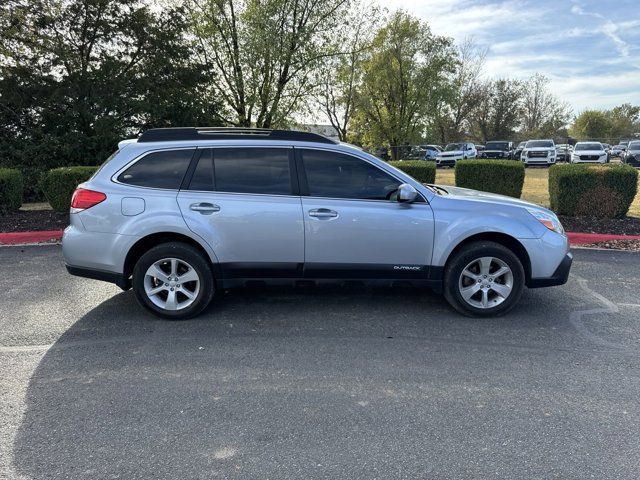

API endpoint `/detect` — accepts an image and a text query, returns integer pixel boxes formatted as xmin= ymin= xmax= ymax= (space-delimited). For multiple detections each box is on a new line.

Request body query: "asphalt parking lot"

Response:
xmin=1 ymin=245 xmax=640 ymax=479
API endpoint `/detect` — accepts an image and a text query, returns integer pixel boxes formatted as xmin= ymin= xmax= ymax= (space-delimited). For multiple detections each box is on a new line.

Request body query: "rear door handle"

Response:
xmin=189 ymin=202 xmax=220 ymax=214
xmin=308 ymin=208 xmax=338 ymax=219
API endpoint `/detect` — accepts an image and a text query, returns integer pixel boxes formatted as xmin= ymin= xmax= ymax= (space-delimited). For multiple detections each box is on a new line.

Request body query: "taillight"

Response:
xmin=70 ymin=188 xmax=106 ymax=211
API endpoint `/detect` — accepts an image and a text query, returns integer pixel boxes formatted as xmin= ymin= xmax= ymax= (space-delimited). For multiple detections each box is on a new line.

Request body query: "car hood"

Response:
xmin=436 ymin=185 xmax=544 ymax=210
xmin=438 ymin=150 xmax=464 ymax=156
xmin=525 ymin=147 xmax=554 ymax=152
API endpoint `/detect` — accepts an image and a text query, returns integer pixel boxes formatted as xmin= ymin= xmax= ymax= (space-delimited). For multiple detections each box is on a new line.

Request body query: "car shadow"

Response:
xmin=12 ymin=284 xmax=581 ymax=479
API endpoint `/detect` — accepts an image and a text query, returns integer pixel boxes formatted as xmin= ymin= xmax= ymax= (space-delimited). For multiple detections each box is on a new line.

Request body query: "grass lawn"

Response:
xmin=435 ymin=166 xmax=640 ymax=218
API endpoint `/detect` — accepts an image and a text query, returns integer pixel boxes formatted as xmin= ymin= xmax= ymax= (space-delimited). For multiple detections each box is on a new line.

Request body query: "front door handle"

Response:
xmin=308 ymin=208 xmax=338 ymax=219
xmin=189 ymin=202 xmax=220 ymax=214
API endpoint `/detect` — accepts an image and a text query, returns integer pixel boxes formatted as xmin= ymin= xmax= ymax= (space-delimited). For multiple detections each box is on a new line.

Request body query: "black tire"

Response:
xmin=132 ymin=242 xmax=214 ymax=320
xmin=443 ymin=241 xmax=525 ymax=317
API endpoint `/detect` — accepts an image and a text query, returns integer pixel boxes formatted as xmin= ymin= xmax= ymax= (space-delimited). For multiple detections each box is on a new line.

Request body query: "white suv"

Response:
xmin=521 ymin=139 xmax=556 ymax=166
xmin=435 ymin=142 xmax=477 ymax=167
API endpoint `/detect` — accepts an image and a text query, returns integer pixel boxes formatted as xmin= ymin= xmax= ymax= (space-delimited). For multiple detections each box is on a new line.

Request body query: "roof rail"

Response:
xmin=137 ymin=127 xmax=338 ymax=144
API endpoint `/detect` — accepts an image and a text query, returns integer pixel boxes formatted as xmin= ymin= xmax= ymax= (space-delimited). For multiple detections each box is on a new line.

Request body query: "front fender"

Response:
xmin=430 ymin=197 xmax=544 ymax=267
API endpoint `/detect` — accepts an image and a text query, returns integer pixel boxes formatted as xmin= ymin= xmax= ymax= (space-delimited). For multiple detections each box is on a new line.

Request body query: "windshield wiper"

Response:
xmin=427 ymin=184 xmax=448 ymax=195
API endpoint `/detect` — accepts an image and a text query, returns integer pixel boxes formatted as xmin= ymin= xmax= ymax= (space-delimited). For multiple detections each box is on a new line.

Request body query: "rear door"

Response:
xmin=297 ymin=148 xmax=435 ymax=279
xmin=177 ymin=146 xmax=304 ymax=279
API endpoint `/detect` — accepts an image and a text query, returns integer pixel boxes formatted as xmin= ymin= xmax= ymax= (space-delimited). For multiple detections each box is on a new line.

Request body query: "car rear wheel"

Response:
xmin=443 ymin=241 xmax=525 ymax=317
xmin=133 ymin=242 xmax=214 ymax=320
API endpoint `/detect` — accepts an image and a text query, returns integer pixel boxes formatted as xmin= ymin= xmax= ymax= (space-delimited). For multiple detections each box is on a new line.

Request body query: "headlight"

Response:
xmin=526 ymin=208 xmax=564 ymax=235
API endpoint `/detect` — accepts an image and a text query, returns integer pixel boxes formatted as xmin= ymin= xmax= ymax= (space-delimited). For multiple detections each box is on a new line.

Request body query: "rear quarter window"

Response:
xmin=118 ymin=149 xmax=195 ymax=189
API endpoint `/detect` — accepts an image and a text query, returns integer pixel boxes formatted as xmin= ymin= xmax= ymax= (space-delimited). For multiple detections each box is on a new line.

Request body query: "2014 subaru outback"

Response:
xmin=63 ymin=128 xmax=572 ymax=319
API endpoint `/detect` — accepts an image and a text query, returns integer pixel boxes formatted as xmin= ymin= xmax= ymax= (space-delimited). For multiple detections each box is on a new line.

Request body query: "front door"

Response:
xmin=297 ymin=148 xmax=434 ymax=279
xmin=177 ymin=147 xmax=304 ymax=279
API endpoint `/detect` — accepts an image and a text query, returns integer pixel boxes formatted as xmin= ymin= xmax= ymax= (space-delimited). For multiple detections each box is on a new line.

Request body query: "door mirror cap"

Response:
xmin=397 ymin=183 xmax=418 ymax=203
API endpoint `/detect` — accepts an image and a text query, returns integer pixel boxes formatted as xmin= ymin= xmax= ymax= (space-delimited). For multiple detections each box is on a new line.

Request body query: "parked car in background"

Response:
xmin=374 ymin=146 xmax=390 ymax=160
xmin=513 ymin=141 xmax=526 ymax=160
xmin=421 ymin=144 xmax=442 ymax=160
xmin=475 ymin=145 xmax=485 ymax=156
xmin=555 ymin=144 xmax=572 ymax=162
xmin=623 ymin=141 xmax=640 ymax=166
xmin=521 ymin=139 xmax=556 ymax=167
xmin=62 ymin=127 xmax=572 ymax=319
xmin=611 ymin=144 xmax=624 ymax=157
xmin=435 ymin=142 xmax=477 ymax=167
xmin=481 ymin=141 xmax=514 ymax=159
xmin=570 ymin=142 xmax=608 ymax=164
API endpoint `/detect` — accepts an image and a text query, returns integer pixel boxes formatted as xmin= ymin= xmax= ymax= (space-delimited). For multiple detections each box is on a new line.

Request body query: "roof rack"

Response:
xmin=137 ymin=127 xmax=338 ymax=145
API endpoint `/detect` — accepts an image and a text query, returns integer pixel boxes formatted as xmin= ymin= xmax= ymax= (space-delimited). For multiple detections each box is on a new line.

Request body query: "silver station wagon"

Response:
xmin=63 ymin=128 xmax=572 ymax=319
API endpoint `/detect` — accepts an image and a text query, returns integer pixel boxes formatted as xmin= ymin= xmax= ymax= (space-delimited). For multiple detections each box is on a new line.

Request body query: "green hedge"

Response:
xmin=549 ymin=164 xmax=638 ymax=218
xmin=41 ymin=166 xmax=99 ymax=212
xmin=0 ymin=168 xmax=23 ymax=213
xmin=454 ymin=159 xmax=525 ymax=198
xmin=388 ymin=160 xmax=436 ymax=184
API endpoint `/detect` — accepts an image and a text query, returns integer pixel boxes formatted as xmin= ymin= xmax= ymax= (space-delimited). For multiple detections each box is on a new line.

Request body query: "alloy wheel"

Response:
xmin=458 ymin=256 xmax=514 ymax=309
xmin=144 ymin=258 xmax=200 ymax=311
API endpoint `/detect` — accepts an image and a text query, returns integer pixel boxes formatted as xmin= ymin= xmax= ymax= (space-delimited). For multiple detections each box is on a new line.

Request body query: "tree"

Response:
xmin=0 ymin=0 xmax=220 ymax=199
xmin=609 ymin=103 xmax=640 ymax=141
xmin=431 ymin=38 xmax=486 ymax=144
xmin=570 ymin=110 xmax=612 ymax=140
xmin=355 ymin=11 xmax=456 ymax=159
xmin=521 ymin=74 xmax=572 ymax=138
xmin=189 ymin=0 xmax=351 ymax=128
xmin=315 ymin=2 xmax=377 ymax=142
xmin=472 ymin=79 xmax=523 ymax=141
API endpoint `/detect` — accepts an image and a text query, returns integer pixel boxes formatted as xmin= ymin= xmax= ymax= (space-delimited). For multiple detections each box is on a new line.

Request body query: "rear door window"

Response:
xmin=189 ymin=148 xmax=292 ymax=195
xmin=118 ymin=149 xmax=194 ymax=189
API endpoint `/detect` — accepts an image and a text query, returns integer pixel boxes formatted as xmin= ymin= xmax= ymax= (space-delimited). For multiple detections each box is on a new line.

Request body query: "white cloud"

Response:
xmin=375 ymin=0 xmax=640 ymax=110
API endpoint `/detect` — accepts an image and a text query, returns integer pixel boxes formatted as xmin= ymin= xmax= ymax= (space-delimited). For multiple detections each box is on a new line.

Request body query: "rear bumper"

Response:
xmin=527 ymin=252 xmax=573 ymax=288
xmin=66 ymin=264 xmax=131 ymax=290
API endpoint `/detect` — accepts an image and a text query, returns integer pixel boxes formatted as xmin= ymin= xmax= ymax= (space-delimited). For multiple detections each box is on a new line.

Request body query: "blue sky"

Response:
xmin=378 ymin=0 xmax=640 ymax=115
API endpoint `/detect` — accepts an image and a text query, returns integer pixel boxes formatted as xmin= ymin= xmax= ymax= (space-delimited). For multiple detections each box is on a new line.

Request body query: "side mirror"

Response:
xmin=397 ymin=183 xmax=418 ymax=203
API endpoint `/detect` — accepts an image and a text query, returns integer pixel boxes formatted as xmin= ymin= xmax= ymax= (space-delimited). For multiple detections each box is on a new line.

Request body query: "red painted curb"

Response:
xmin=567 ymin=232 xmax=640 ymax=245
xmin=1 ymin=229 xmax=639 ymax=247
xmin=0 ymin=230 xmax=64 ymax=245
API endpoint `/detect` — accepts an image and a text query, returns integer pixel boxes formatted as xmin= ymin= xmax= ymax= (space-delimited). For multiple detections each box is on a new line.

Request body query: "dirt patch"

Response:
xmin=583 ymin=239 xmax=640 ymax=251
xmin=0 ymin=210 xmax=69 ymax=233
xmin=559 ymin=215 xmax=640 ymax=236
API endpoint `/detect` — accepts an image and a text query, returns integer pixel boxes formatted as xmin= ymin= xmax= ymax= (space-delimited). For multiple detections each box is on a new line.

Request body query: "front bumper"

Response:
xmin=527 ymin=252 xmax=573 ymax=288
xmin=523 ymin=157 xmax=556 ymax=165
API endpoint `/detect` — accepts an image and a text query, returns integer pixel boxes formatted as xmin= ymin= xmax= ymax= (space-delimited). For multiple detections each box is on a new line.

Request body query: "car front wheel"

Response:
xmin=443 ymin=241 xmax=525 ymax=317
xmin=133 ymin=242 xmax=214 ymax=320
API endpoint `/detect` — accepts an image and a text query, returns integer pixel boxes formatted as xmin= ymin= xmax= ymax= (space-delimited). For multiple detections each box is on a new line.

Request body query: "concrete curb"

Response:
xmin=566 ymin=232 xmax=640 ymax=245
xmin=0 ymin=230 xmax=64 ymax=245
xmin=1 ymin=229 xmax=640 ymax=247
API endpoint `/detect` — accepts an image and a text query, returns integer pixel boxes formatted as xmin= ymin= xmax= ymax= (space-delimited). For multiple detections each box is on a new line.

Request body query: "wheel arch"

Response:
xmin=123 ymin=232 xmax=220 ymax=289
xmin=443 ymin=232 xmax=532 ymax=284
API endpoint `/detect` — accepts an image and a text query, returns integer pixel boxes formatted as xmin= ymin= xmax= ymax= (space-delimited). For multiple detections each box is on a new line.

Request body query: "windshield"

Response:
xmin=525 ymin=140 xmax=553 ymax=148
xmin=575 ymin=143 xmax=603 ymax=151
xmin=628 ymin=141 xmax=640 ymax=150
xmin=444 ymin=143 xmax=463 ymax=151
xmin=485 ymin=142 xmax=508 ymax=150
